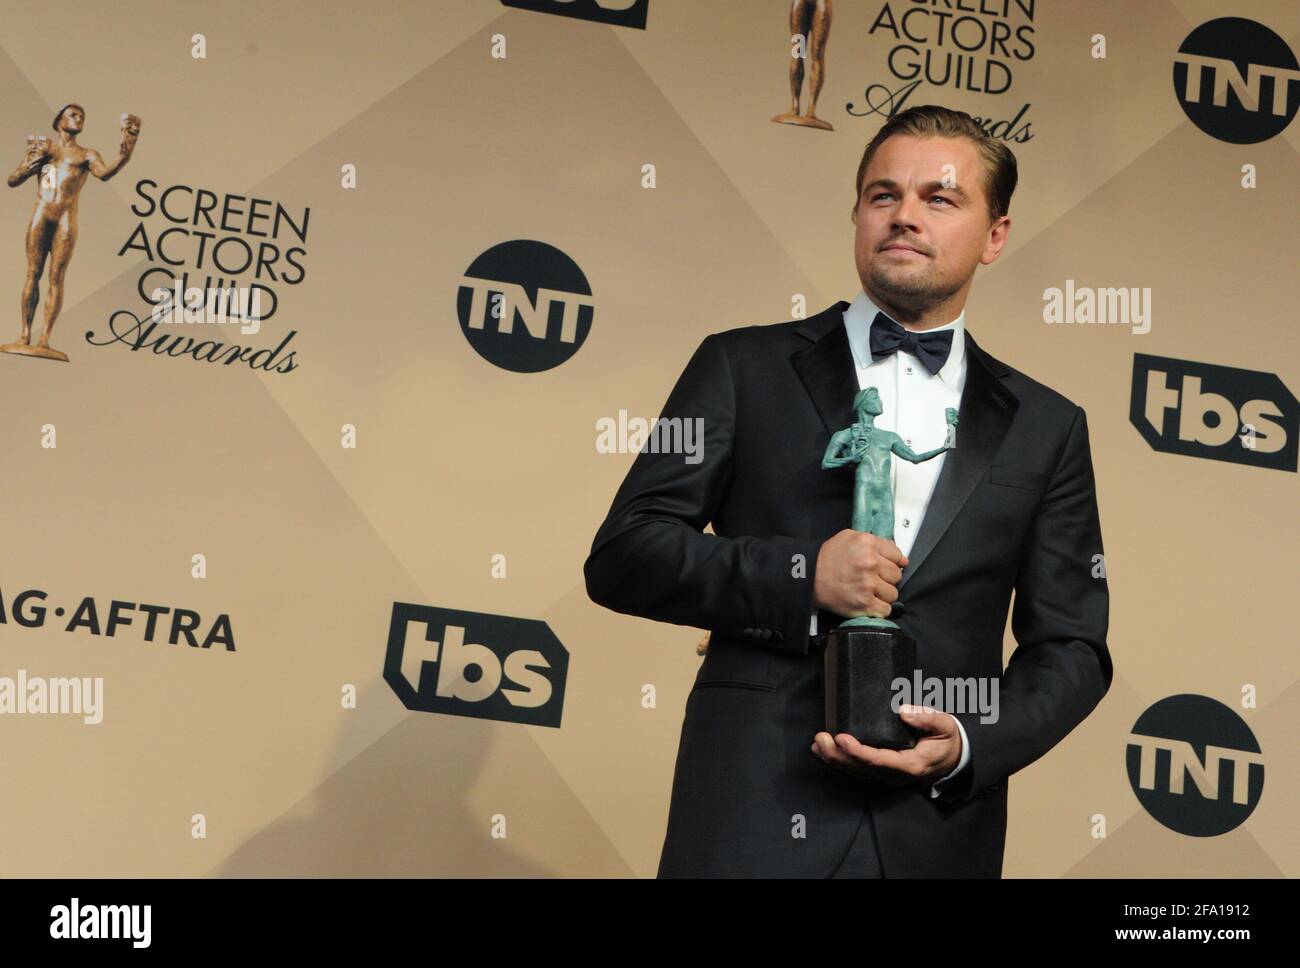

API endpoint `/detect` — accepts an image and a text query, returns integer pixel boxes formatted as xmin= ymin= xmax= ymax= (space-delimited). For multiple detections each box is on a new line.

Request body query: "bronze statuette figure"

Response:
xmin=3 ymin=104 xmax=141 ymax=362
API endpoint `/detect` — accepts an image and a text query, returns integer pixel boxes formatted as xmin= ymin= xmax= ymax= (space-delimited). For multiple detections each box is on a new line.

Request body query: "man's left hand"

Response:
xmin=811 ymin=705 xmax=962 ymax=787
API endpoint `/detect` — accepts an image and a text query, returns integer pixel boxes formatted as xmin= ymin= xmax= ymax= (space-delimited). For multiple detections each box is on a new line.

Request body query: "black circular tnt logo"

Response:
xmin=1173 ymin=17 xmax=1300 ymax=143
xmin=1126 ymin=694 xmax=1264 ymax=837
xmin=456 ymin=240 xmax=594 ymax=373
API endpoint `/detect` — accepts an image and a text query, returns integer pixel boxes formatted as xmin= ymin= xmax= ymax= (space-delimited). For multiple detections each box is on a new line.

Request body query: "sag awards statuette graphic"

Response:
xmin=772 ymin=0 xmax=835 ymax=131
xmin=2 ymin=105 xmax=141 ymax=363
xmin=820 ymin=385 xmax=957 ymax=748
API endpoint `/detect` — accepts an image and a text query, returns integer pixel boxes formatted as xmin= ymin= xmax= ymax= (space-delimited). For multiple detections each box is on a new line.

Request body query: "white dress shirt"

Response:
xmin=811 ymin=288 xmax=972 ymax=797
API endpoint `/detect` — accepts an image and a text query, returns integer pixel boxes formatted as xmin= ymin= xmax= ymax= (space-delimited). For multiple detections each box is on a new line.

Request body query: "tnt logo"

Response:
xmin=1127 ymin=695 xmax=1264 ymax=836
xmin=457 ymin=240 xmax=594 ymax=372
xmin=383 ymin=602 xmax=568 ymax=727
xmin=1173 ymin=17 xmax=1300 ymax=143
xmin=499 ymin=0 xmax=649 ymax=30
xmin=1130 ymin=353 xmax=1298 ymax=471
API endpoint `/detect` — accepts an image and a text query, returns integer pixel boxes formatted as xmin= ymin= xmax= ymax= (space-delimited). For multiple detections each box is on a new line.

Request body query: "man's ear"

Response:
xmin=980 ymin=215 xmax=1010 ymax=266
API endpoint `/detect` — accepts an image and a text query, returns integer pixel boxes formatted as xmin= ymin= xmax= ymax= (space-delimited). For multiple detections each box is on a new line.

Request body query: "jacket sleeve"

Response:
xmin=583 ymin=332 xmax=824 ymax=656
xmin=938 ymin=405 xmax=1114 ymax=802
xmin=928 ymin=716 xmax=971 ymax=799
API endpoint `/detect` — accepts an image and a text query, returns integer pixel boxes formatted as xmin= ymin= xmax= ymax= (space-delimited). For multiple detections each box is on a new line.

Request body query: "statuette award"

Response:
xmin=820 ymin=386 xmax=957 ymax=748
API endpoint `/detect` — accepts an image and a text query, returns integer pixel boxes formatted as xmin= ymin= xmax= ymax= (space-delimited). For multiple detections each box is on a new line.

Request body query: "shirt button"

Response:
xmin=905 ymin=366 xmax=914 ymax=375
xmin=902 ymin=518 xmax=911 ymax=528
xmin=906 ymin=438 xmax=912 ymax=446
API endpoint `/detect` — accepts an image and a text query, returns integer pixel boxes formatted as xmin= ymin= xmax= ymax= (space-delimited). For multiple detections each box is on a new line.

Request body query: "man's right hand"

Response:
xmin=813 ymin=529 xmax=908 ymax=620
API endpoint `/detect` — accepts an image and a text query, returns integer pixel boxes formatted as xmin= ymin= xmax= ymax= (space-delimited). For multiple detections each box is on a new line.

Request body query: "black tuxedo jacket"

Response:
xmin=583 ymin=300 xmax=1113 ymax=877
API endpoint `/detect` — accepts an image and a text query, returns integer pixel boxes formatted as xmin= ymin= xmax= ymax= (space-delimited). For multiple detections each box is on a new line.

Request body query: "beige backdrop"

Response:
xmin=0 ymin=0 xmax=1295 ymax=877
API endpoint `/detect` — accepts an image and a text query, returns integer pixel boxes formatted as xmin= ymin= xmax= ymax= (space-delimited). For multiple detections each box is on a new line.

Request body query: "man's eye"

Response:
xmin=931 ymin=196 xmax=952 ymax=205
xmin=872 ymin=192 xmax=891 ymax=201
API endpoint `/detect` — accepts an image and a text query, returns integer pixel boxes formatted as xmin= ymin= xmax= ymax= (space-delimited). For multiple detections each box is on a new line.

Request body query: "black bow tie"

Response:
xmin=867 ymin=311 xmax=954 ymax=376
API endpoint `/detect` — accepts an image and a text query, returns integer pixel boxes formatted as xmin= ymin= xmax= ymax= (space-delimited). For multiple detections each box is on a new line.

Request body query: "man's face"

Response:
xmin=852 ymin=134 xmax=1008 ymax=318
xmin=59 ymin=107 xmax=84 ymax=134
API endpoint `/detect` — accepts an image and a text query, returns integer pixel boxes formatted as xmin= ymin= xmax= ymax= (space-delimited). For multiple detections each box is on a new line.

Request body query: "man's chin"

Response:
xmin=869 ymin=268 xmax=938 ymax=301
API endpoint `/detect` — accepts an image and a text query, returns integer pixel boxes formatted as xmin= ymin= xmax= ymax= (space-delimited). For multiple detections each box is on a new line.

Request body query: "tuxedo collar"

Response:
xmin=794 ymin=299 xmax=1010 ymax=378
xmin=843 ymin=289 xmax=967 ymax=391
xmin=791 ymin=300 xmax=1019 ymax=593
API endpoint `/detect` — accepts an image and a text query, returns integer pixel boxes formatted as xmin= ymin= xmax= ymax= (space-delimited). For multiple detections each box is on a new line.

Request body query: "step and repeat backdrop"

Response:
xmin=0 ymin=0 xmax=1295 ymax=877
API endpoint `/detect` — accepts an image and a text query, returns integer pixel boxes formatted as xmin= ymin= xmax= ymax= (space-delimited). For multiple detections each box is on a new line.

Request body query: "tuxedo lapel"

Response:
xmin=792 ymin=300 xmax=858 ymax=438
xmin=898 ymin=328 xmax=1018 ymax=592
xmin=791 ymin=301 xmax=1019 ymax=594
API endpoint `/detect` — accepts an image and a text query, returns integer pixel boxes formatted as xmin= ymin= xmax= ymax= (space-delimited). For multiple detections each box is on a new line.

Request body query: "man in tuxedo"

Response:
xmin=583 ymin=105 xmax=1112 ymax=877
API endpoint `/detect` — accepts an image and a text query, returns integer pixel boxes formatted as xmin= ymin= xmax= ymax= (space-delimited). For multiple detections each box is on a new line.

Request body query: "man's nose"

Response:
xmin=890 ymin=192 xmax=923 ymax=233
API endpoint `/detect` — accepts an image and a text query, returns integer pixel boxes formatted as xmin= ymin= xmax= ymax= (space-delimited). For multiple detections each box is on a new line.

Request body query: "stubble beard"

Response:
xmin=866 ymin=259 xmax=963 ymax=323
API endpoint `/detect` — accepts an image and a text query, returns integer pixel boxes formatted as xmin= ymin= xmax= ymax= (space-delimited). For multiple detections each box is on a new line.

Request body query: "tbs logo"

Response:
xmin=383 ymin=603 xmax=568 ymax=727
xmin=1130 ymin=353 xmax=1298 ymax=471
xmin=499 ymin=0 xmax=649 ymax=30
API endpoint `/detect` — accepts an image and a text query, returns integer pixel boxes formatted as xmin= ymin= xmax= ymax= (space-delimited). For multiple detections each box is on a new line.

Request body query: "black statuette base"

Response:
xmin=824 ymin=625 xmax=919 ymax=750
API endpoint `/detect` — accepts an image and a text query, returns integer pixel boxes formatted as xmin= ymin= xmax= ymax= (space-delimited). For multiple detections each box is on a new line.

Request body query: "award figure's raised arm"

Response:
xmin=891 ymin=407 xmax=958 ymax=464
